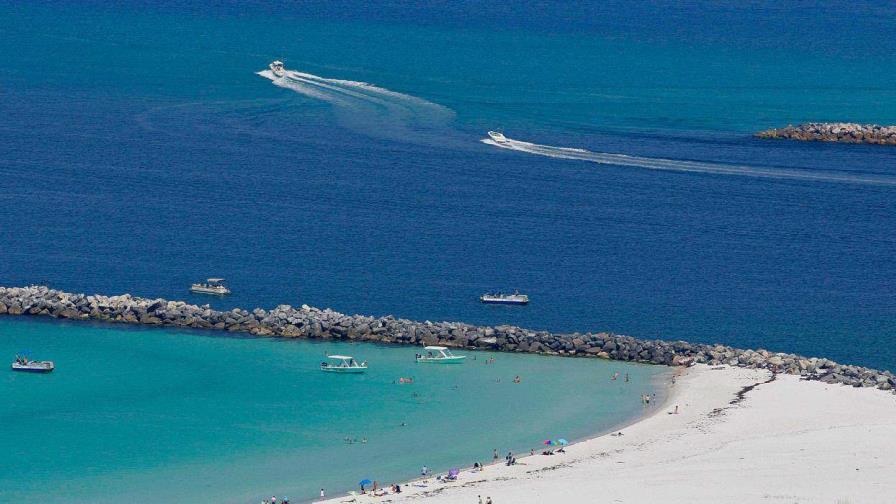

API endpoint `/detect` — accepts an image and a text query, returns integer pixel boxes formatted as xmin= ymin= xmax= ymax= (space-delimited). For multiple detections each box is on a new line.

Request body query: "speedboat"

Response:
xmin=415 ymin=346 xmax=466 ymax=364
xmin=488 ymin=131 xmax=509 ymax=143
xmin=190 ymin=278 xmax=231 ymax=296
xmin=320 ymin=355 xmax=368 ymax=373
xmin=11 ymin=355 xmax=54 ymax=373
xmin=269 ymin=60 xmax=286 ymax=78
xmin=480 ymin=291 xmax=529 ymax=305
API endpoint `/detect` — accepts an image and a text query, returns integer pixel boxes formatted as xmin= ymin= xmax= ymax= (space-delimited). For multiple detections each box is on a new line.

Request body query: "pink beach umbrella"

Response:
xmin=543 ymin=439 xmax=554 ymax=446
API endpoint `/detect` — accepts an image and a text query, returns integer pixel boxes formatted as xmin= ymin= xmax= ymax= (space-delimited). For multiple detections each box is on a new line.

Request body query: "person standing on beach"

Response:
xmin=320 ymin=489 xmax=325 ymax=499
xmin=478 ymin=496 xmax=483 ymax=504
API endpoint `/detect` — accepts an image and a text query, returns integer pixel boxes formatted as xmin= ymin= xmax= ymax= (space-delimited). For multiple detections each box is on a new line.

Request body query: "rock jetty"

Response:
xmin=1 ymin=285 xmax=893 ymax=391
xmin=756 ymin=123 xmax=896 ymax=145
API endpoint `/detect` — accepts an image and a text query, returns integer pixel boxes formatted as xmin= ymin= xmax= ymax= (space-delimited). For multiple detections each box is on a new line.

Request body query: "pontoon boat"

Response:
xmin=320 ymin=355 xmax=368 ymax=373
xmin=190 ymin=278 xmax=231 ymax=296
xmin=480 ymin=291 xmax=529 ymax=305
xmin=415 ymin=346 xmax=466 ymax=364
xmin=11 ymin=355 xmax=54 ymax=373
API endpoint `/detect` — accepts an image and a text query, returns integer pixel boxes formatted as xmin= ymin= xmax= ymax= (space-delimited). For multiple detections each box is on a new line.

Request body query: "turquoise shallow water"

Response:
xmin=0 ymin=317 xmax=669 ymax=503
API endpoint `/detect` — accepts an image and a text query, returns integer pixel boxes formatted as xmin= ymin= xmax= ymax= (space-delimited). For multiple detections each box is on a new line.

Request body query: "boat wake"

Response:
xmin=258 ymin=68 xmax=457 ymax=145
xmin=483 ymin=135 xmax=896 ymax=187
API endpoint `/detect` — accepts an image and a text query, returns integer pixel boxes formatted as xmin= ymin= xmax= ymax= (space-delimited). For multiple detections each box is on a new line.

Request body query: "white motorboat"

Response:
xmin=415 ymin=346 xmax=466 ymax=364
xmin=480 ymin=291 xmax=529 ymax=305
xmin=488 ymin=131 xmax=509 ymax=143
xmin=11 ymin=355 xmax=54 ymax=373
xmin=269 ymin=60 xmax=286 ymax=78
xmin=320 ymin=355 xmax=368 ymax=373
xmin=190 ymin=278 xmax=231 ymax=296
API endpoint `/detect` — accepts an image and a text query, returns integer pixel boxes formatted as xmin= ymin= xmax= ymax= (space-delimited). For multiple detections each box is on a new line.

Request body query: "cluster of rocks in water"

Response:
xmin=755 ymin=122 xmax=896 ymax=145
xmin=1 ymin=285 xmax=894 ymax=392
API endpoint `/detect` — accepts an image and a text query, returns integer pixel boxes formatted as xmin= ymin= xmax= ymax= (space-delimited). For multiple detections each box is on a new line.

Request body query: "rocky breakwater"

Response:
xmin=1 ymin=285 xmax=894 ymax=392
xmin=756 ymin=122 xmax=896 ymax=145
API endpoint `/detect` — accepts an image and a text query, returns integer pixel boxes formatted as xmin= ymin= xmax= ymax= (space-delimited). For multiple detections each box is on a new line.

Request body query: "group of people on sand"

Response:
xmin=261 ymin=496 xmax=288 ymax=504
xmin=359 ymin=481 xmax=401 ymax=496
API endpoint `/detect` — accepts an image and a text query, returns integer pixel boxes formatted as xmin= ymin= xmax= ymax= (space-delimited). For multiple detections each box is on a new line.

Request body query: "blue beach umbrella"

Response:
xmin=557 ymin=439 xmax=568 ymax=446
xmin=359 ymin=479 xmax=372 ymax=486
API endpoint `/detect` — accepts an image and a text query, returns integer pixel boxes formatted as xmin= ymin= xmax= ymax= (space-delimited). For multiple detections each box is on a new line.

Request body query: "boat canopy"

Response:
xmin=327 ymin=355 xmax=353 ymax=360
xmin=206 ymin=278 xmax=225 ymax=283
xmin=423 ymin=346 xmax=447 ymax=351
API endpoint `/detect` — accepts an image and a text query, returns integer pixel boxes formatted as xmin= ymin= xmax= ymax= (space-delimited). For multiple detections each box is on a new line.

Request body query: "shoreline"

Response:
xmin=320 ymin=366 xmax=681 ymax=503
xmin=319 ymin=364 xmax=896 ymax=503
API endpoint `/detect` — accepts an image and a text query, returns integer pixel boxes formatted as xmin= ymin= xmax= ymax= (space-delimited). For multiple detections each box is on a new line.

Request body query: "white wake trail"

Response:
xmin=483 ymin=135 xmax=896 ymax=187
xmin=258 ymin=68 xmax=456 ymax=145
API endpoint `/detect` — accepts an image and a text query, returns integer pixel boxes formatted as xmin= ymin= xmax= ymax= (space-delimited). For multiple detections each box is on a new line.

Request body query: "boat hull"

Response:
xmin=416 ymin=356 xmax=466 ymax=364
xmin=480 ymin=299 xmax=529 ymax=305
xmin=190 ymin=287 xmax=231 ymax=296
xmin=11 ymin=363 xmax=54 ymax=373
xmin=320 ymin=366 xmax=367 ymax=373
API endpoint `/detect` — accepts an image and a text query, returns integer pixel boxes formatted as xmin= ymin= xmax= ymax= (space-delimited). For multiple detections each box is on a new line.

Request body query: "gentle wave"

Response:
xmin=483 ymin=135 xmax=896 ymax=186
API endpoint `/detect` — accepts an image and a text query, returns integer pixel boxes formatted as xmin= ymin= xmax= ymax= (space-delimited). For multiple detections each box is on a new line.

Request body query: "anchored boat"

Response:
xmin=415 ymin=346 xmax=466 ymax=364
xmin=269 ymin=60 xmax=285 ymax=78
xmin=190 ymin=278 xmax=231 ymax=296
xmin=320 ymin=355 xmax=368 ymax=373
xmin=480 ymin=291 xmax=529 ymax=305
xmin=11 ymin=354 xmax=54 ymax=373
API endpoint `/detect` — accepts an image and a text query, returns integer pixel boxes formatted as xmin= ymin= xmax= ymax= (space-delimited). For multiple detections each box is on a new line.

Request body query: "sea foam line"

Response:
xmin=483 ymin=135 xmax=896 ymax=187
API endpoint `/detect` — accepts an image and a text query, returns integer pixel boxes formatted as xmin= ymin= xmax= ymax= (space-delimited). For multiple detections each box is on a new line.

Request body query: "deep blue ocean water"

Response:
xmin=1 ymin=3 xmax=894 ymax=367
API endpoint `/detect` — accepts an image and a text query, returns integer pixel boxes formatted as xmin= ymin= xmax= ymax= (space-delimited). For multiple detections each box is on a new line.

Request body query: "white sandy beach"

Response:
xmin=323 ymin=364 xmax=896 ymax=504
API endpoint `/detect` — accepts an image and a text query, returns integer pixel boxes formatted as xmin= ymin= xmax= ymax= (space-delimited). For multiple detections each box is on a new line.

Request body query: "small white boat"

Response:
xmin=320 ymin=355 xmax=368 ymax=373
xmin=488 ymin=131 xmax=509 ymax=143
xmin=190 ymin=278 xmax=231 ymax=296
xmin=415 ymin=346 xmax=466 ymax=364
xmin=480 ymin=291 xmax=529 ymax=305
xmin=11 ymin=355 xmax=54 ymax=373
xmin=269 ymin=60 xmax=285 ymax=78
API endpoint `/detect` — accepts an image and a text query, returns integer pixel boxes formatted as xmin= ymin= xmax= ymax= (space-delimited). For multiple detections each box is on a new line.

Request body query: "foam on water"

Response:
xmin=258 ymin=68 xmax=458 ymax=146
xmin=483 ymin=135 xmax=896 ymax=186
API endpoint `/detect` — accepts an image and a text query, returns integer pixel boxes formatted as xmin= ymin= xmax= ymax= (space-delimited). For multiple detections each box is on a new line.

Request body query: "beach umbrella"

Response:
xmin=557 ymin=439 xmax=568 ymax=446
xmin=448 ymin=468 xmax=459 ymax=477
xmin=359 ymin=479 xmax=372 ymax=486
xmin=543 ymin=439 xmax=554 ymax=446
